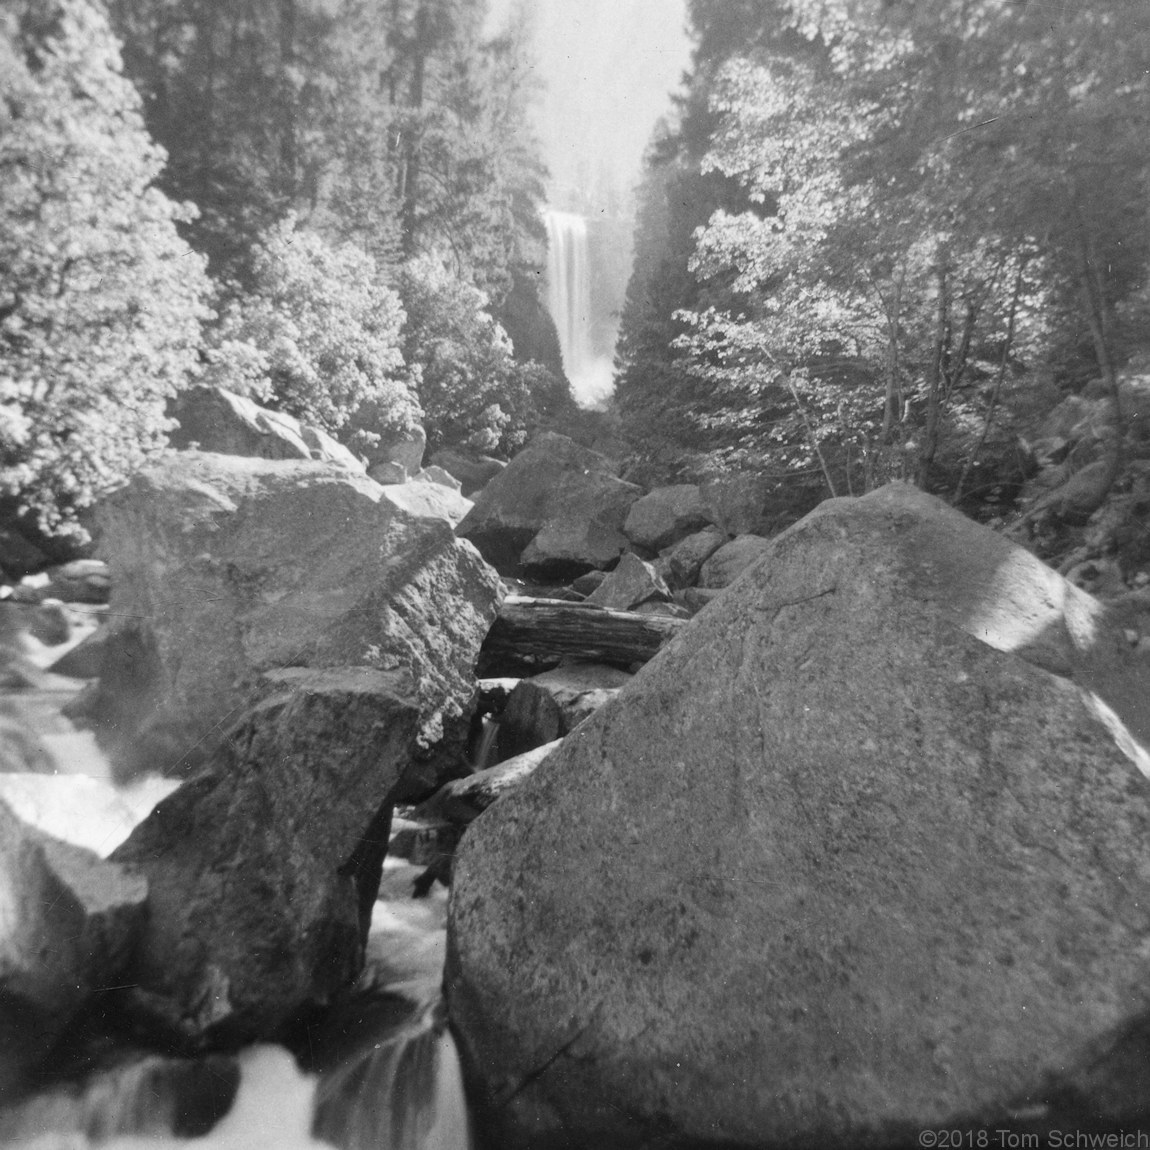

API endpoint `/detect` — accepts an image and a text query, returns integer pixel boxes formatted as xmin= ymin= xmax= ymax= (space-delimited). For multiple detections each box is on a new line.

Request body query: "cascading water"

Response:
xmin=543 ymin=208 xmax=614 ymax=408
xmin=0 ymin=620 xmax=473 ymax=1150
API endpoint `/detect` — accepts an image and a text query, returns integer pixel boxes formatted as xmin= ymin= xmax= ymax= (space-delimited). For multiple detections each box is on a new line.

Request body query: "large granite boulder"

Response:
xmin=81 ymin=452 xmax=500 ymax=780
xmin=448 ymin=483 xmax=1150 ymax=1149
xmin=112 ymin=667 xmax=423 ymax=1044
xmin=0 ymin=799 xmax=148 ymax=1092
xmin=169 ymin=386 xmax=365 ymax=474
xmin=622 ymin=485 xmax=711 ymax=552
xmin=457 ymin=433 xmax=642 ymax=576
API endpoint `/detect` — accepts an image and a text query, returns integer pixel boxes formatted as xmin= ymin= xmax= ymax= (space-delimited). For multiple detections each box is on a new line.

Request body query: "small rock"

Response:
xmin=585 ymin=553 xmax=671 ymax=611
xmin=30 ymin=599 xmax=70 ymax=647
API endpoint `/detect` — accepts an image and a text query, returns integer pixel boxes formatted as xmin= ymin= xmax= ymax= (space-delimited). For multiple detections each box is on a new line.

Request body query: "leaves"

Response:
xmin=0 ymin=0 xmax=211 ymax=537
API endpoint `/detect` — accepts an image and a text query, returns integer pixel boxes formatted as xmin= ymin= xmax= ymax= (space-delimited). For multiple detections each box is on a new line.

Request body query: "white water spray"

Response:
xmin=543 ymin=209 xmax=614 ymax=408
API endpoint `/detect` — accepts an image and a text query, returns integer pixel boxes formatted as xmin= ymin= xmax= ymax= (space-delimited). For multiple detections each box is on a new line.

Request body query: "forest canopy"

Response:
xmin=0 ymin=0 xmax=568 ymax=539
xmin=616 ymin=0 xmax=1150 ymax=515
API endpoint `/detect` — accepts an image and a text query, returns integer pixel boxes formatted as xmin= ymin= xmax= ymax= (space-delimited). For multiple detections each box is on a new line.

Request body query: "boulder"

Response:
xmin=496 ymin=664 xmax=628 ymax=760
xmin=457 ymin=433 xmax=640 ymax=576
xmin=429 ymin=449 xmax=506 ymax=497
xmin=28 ymin=598 xmax=70 ymax=647
xmin=448 ymin=483 xmax=1150 ymax=1150
xmin=169 ymin=386 xmax=367 ymax=475
xmin=371 ymin=424 xmax=426 ymax=475
xmin=584 ymin=553 xmax=671 ymax=612
xmin=658 ymin=527 xmax=726 ymax=590
xmin=81 ymin=452 xmax=500 ymax=781
xmin=367 ymin=460 xmax=408 ymax=485
xmin=112 ymin=667 xmax=423 ymax=1044
xmin=570 ymin=570 xmax=608 ymax=597
xmin=521 ymin=663 xmax=632 ymax=731
xmin=0 ymin=799 xmax=147 ymax=1091
xmin=416 ymin=464 xmax=463 ymax=491
xmin=622 ymin=485 xmax=711 ymax=552
xmin=47 ymin=625 xmax=111 ymax=678
xmin=697 ymin=533 xmax=772 ymax=588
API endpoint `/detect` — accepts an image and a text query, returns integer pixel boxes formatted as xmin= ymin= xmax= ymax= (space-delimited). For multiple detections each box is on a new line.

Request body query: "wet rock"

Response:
xmin=112 ymin=667 xmax=423 ymax=1045
xmin=584 ymin=553 xmax=670 ymax=612
xmin=457 ymin=433 xmax=640 ymax=576
xmin=622 ymin=485 xmax=711 ymax=552
xmin=414 ymin=740 xmax=562 ymax=828
xmin=448 ymin=482 xmax=1150 ymax=1150
xmin=697 ymin=533 xmax=772 ymax=588
xmin=81 ymin=452 xmax=500 ymax=781
xmin=48 ymin=626 xmax=111 ymax=679
xmin=0 ymin=799 xmax=148 ymax=1092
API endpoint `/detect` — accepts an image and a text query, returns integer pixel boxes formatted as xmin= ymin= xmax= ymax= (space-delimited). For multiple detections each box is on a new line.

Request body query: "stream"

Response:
xmin=0 ymin=626 xmax=474 ymax=1150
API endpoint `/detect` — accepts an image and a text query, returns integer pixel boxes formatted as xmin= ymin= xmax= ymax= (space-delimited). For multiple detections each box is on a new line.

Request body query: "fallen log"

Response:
xmin=482 ymin=596 xmax=687 ymax=668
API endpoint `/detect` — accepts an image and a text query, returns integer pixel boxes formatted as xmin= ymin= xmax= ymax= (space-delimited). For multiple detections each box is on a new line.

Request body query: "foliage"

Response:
xmin=398 ymin=255 xmax=569 ymax=456
xmin=0 ymin=0 xmax=211 ymax=537
xmin=203 ymin=216 xmax=420 ymax=452
xmin=619 ymin=0 xmax=1150 ymax=509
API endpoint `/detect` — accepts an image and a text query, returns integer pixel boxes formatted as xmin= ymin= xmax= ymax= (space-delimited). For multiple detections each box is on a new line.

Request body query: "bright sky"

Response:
xmin=486 ymin=0 xmax=692 ymax=209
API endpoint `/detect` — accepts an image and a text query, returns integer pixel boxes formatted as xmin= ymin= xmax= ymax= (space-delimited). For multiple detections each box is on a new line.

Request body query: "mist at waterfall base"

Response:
xmin=0 ymin=632 xmax=472 ymax=1150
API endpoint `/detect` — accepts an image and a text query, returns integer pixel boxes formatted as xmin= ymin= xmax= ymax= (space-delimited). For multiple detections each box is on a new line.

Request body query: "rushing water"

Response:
xmin=543 ymin=208 xmax=613 ymax=407
xmin=0 ymin=634 xmax=473 ymax=1150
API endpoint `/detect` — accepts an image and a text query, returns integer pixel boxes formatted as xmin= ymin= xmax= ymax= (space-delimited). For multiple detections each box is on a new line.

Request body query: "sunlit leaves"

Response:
xmin=203 ymin=216 xmax=420 ymax=451
xmin=0 ymin=0 xmax=211 ymax=537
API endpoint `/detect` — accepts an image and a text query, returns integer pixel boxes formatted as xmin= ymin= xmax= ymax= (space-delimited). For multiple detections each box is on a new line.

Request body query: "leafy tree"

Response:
xmin=625 ymin=0 xmax=1150 ymax=510
xmin=203 ymin=216 xmax=420 ymax=453
xmin=0 ymin=0 xmax=211 ymax=538
xmin=398 ymin=255 xmax=568 ymax=456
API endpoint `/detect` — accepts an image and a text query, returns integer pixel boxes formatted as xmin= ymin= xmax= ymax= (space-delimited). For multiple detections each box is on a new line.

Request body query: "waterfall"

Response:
xmin=543 ymin=209 xmax=613 ymax=408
